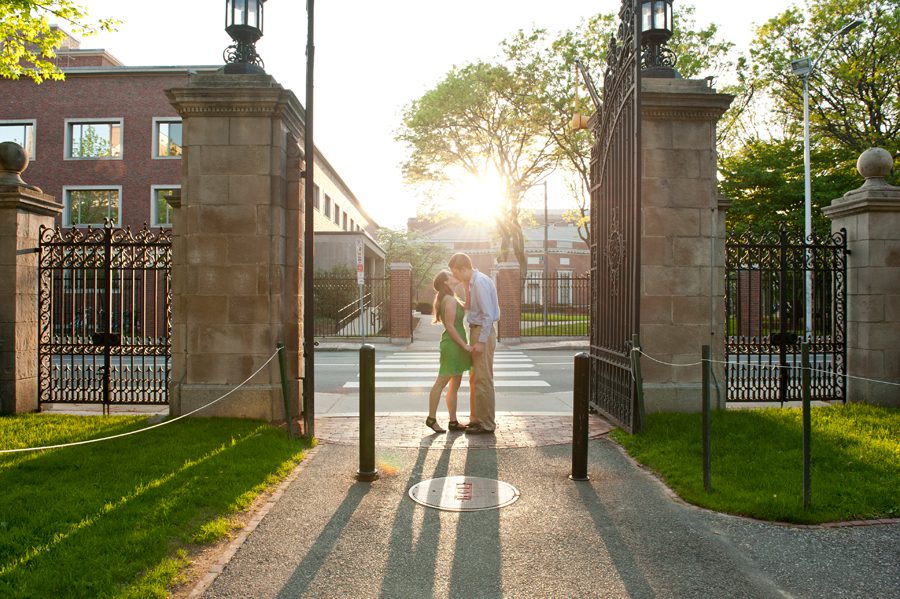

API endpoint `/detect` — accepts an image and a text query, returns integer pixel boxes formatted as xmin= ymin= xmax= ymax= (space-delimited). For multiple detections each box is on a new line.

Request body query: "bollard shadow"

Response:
xmin=275 ymin=481 xmax=371 ymax=599
xmin=574 ymin=475 xmax=657 ymax=599
xmin=379 ymin=438 xmax=453 ymax=598
xmin=448 ymin=447 xmax=502 ymax=598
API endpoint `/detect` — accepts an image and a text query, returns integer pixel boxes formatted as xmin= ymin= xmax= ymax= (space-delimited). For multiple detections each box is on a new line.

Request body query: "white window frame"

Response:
xmin=64 ymin=118 xmax=124 ymax=160
xmin=151 ymin=117 xmax=182 ymax=159
xmin=63 ymin=185 xmax=123 ymax=227
xmin=333 ymin=204 xmax=340 ymax=225
xmin=557 ymin=270 xmax=573 ymax=305
xmin=323 ymin=194 xmax=332 ymax=219
xmin=313 ymin=184 xmax=320 ymax=210
xmin=0 ymin=119 xmax=36 ymax=160
xmin=151 ymin=185 xmax=179 ymax=228
xmin=524 ymin=270 xmax=544 ymax=305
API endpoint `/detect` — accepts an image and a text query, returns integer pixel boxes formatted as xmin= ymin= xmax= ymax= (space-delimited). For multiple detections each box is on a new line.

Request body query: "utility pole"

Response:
xmin=302 ymin=0 xmax=315 ymax=438
xmin=543 ymin=180 xmax=549 ymax=328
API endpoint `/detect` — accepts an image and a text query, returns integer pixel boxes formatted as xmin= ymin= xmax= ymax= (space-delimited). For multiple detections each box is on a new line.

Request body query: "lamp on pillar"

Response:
xmin=223 ymin=0 xmax=266 ymax=74
xmin=640 ymin=0 xmax=679 ymax=78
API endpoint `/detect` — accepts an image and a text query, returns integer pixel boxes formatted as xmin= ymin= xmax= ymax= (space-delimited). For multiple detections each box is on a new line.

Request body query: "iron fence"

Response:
xmin=38 ymin=223 xmax=172 ymax=407
xmin=521 ymin=274 xmax=590 ymax=337
xmin=725 ymin=228 xmax=847 ymax=402
xmin=313 ymin=276 xmax=390 ymax=337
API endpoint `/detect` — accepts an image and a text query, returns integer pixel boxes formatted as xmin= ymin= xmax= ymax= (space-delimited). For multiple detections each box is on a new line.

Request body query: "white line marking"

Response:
xmin=370 ymin=371 xmax=540 ymax=378
xmin=374 ymin=364 xmax=535 ymax=370
xmin=343 ymin=380 xmax=550 ymax=388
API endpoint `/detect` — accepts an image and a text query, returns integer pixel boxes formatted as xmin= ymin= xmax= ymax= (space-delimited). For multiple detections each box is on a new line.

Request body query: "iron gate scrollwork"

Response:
xmin=38 ymin=223 xmax=172 ymax=408
xmin=725 ymin=228 xmax=847 ymax=403
xmin=581 ymin=0 xmax=642 ymax=432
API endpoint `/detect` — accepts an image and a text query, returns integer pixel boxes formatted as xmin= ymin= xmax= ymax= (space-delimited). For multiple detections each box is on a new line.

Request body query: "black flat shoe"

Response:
xmin=447 ymin=420 xmax=466 ymax=431
xmin=465 ymin=423 xmax=493 ymax=434
xmin=425 ymin=417 xmax=446 ymax=433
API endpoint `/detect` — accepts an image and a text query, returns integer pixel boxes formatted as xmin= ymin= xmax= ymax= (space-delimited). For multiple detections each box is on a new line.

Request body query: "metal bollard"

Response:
xmin=357 ymin=344 xmax=379 ymax=482
xmin=570 ymin=352 xmax=590 ymax=481
xmin=801 ymin=341 xmax=811 ymax=509
xmin=702 ymin=344 xmax=711 ymax=492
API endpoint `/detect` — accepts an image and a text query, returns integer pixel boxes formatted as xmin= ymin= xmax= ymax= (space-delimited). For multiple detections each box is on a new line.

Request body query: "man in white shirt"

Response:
xmin=449 ymin=253 xmax=500 ymax=434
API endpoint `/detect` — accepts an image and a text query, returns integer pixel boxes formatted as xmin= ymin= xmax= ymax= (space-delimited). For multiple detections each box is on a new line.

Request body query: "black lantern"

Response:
xmin=223 ymin=0 xmax=266 ymax=74
xmin=640 ymin=0 xmax=679 ymax=77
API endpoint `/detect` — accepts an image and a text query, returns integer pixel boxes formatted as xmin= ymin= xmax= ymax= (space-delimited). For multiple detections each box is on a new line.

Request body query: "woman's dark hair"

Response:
xmin=432 ymin=270 xmax=455 ymax=324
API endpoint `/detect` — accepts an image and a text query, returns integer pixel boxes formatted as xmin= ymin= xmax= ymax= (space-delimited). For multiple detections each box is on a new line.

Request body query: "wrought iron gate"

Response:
xmin=38 ymin=224 xmax=172 ymax=408
xmin=725 ymin=228 xmax=847 ymax=402
xmin=580 ymin=1 xmax=642 ymax=432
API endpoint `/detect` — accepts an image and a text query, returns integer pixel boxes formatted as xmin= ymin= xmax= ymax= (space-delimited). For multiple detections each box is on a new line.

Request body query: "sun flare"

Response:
xmin=444 ymin=166 xmax=506 ymax=221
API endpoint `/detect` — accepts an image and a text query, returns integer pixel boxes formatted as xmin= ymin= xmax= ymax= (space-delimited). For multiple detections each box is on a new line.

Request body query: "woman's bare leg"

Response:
xmin=445 ymin=375 xmax=462 ymax=422
xmin=428 ymin=375 xmax=451 ymax=419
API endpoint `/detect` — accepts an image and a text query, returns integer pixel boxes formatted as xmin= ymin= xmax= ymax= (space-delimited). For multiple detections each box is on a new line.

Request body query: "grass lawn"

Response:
xmin=521 ymin=312 xmax=589 ymax=322
xmin=0 ymin=414 xmax=311 ymax=598
xmin=522 ymin=322 xmax=589 ymax=336
xmin=610 ymin=403 xmax=899 ymax=524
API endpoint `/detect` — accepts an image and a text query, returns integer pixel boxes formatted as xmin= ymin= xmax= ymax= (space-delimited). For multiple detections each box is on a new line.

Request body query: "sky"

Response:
xmin=71 ymin=0 xmax=792 ymax=228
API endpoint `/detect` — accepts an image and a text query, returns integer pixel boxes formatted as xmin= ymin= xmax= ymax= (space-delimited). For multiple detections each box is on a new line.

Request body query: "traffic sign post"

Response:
xmin=356 ymin=238 xmax=365 ymax=343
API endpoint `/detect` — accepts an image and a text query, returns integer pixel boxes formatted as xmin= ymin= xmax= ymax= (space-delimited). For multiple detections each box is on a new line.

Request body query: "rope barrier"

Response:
xmin=632 ymin=349 xmax=900 ymax=387
xmin=0 ymin=349 xmax=281 ymax=455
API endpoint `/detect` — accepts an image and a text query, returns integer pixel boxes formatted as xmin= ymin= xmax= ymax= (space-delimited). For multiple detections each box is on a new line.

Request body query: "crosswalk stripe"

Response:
xmin=343 ymin=380 xmax=550 ymax=388
xmin=374 ymin=364 xmax=535 ymax=370
xmin=370 ymin=371 xmax=539 ymax=378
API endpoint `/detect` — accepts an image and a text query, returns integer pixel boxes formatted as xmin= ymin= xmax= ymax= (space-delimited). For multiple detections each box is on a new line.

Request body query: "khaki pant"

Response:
xmin=469 ymin=324 xmax=496 ymax=431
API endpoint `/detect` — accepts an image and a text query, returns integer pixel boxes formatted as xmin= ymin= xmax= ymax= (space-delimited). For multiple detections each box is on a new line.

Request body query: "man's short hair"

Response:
xmin=448 ymin=253 xmax=473 ymax=270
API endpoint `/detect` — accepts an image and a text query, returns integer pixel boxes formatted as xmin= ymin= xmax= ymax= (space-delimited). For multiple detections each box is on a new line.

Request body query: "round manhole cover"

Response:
xmin=408 ymin=476 xmax=520 ymax=512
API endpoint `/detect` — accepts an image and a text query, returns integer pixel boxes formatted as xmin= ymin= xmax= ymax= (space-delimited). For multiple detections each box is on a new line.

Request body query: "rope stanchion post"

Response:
xmin=702 ymin=344 xmax=711 ymax=492
xmin=631 ymin=333 xmax=646 ymax=434
xmin=357 ymin=344 xmax=378 ymax=482
xmin=802 ymin=341 xmax=812 ymax=509
xmin=570 ymin=351 xmax=590 ymax=481
xmin=276 ymin=343 xmax=299 ymax=438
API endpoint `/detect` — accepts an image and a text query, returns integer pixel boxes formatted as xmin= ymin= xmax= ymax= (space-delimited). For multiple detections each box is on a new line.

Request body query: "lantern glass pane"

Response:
xmin=234 ymin=0 xmax=245 ymax=25
xmin=642 ymin=3 xmax=652 ymax=31
xmin=247 ymin=1 xmax=257 ymax=27
xmin=654 ymin=1 xmax=666 ymax=30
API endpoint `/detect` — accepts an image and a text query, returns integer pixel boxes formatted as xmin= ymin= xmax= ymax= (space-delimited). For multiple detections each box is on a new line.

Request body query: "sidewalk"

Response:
xmin=196 ymin=419 xmax=899 ymax=599
xmin=197 ymin=317 xmax=898 ymax=597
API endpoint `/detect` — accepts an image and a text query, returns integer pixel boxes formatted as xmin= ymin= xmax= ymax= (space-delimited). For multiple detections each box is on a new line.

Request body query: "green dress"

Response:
xmin=439 ymin=297 xmax=472 ymax=376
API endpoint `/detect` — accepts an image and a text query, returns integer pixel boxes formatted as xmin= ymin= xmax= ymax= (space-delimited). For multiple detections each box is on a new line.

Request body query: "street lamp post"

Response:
xmin=790 ymin=17 xmax=863 ymax=337
xmin=542 ymin=180 xmax=549 ymax=328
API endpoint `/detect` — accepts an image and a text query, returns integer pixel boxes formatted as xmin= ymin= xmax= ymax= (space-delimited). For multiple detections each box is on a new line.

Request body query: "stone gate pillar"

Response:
xmin=166 ymin=73 xmax=304 ymax=421
xmin=496 ymin=262 xmax=521 ymax=343
xmin=639 ymin=78 xmax=733 ymax=412
xmin=0 ymin=143 xmax=63 ymax=413
xmin=823 ymin=148 xmax=900 ymax=407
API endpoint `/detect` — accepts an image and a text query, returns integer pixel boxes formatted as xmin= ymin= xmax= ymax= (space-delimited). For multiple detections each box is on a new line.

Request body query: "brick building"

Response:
xmin=0 ymin=29 xmax=383 ymax=273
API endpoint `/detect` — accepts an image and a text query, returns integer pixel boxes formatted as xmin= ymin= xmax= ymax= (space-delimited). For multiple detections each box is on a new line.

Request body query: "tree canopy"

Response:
xmin=0 ymin=0 xmax=118 ymax=83
xmin=375 ymin=227 xmax=450 ymax=302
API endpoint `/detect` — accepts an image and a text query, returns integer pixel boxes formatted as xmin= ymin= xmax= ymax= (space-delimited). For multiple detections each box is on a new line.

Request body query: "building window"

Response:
xmin=524 ymin=270 xmax=544 ymax=305
xmin=350 ymin=218 xmax=355 ymax=231
xmin=65 ymin=119 xmax=122 ymax=159
xmin=153 ymin=118 xmax=182 ymax=158
xmin=560 ymin=257 xmax=570 ymax=266
xmin=0 ymin=120 xmax=35 ymax=159
xmin=323 ymin=194 xmax=331 ymax=219
xmin=333 ymin=205 xmax=340 ymax=225
xmin=313 ymin=184 xmax=320 ymax=210
xmin=151 ymin=186 xmax=178 ymax=227
xmin=63 ymin=186 xmax=121 ymax=227
xmin=557 ymin=270 xmax=573 ymax=305
xmin=342 ymin=213 xmax=348 ymax=230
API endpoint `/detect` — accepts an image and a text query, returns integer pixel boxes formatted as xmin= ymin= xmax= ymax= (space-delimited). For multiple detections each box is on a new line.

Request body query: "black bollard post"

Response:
xmin=702 ymin=344 xmax=711 ymax=492
xmin=801 ymin=341 xmax=811 ymax=509
xmin=570 ymin=352 xmax=590 ymax=481
xmin=357 ymin=344 xmax=379 ymax=482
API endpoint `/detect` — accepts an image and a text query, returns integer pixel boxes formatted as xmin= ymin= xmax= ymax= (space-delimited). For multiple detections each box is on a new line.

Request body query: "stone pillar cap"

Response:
xmin=851 ymin=147 xmax=896 ymax=193
xmin=0 ymin=142 xmax=41 ymax=192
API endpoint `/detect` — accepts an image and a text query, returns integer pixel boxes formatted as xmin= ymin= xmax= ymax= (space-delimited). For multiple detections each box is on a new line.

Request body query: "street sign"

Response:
xmin=355 ymin=238 xmax=365 ymax=285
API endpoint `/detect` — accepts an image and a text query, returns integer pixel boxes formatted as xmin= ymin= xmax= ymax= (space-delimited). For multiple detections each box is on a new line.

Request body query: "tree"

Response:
xmin=498 ymin=5 xmax=734 ymax=245
xmin=397 ymin=62 xmax=558 ymax=270
xmin=375 ymin=227 xmax=450 ymax=303
xmin=720 ymin=0 xmax=899 ymax=236
xmin=0 ymin=1 xmax=118 ymax=84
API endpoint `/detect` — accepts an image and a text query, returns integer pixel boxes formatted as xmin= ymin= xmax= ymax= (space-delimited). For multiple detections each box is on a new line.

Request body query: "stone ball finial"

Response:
xmin=856 ymin=147 xmax=895 ymax=189
xmin=0 ymin=141 xmax=40 ymax=190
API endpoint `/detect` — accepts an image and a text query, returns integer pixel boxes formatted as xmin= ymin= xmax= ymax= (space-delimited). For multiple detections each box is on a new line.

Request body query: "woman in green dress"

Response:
xmin=426 ymin=270 xmax=473 ymax=433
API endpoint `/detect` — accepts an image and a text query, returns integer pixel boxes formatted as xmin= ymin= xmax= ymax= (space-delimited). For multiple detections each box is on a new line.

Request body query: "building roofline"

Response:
xmin=61 ymin=65 xmax=221 ymax=75
xmin=313 ymin=150 xmax=378 ymax=229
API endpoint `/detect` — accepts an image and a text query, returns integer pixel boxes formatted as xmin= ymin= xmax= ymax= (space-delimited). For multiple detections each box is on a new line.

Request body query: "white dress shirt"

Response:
xmin=466 ymin=269 xmax=501 ymax=343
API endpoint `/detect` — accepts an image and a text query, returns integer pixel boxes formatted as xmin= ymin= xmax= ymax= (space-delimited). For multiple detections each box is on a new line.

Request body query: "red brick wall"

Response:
xmin=497 ymin=264 xmax=521 ymax=340
xmin=0 ymin=71 xmax=190 ymax=229
xmin=389 ymin=265 xmax=412 ymax=341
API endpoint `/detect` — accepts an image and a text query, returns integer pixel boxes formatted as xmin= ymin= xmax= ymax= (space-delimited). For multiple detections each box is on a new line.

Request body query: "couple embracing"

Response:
xmin=425 ymin=253 xmax=500 ymax=435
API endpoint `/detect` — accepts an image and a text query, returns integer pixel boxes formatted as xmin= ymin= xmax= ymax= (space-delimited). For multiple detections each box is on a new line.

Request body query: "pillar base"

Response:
xmin=171 ymin=384 xmax=285 ymax=420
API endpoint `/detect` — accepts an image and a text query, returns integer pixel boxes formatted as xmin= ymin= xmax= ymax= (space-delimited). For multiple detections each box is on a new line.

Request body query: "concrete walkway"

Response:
xmin=195 ymin=317 xmax=899 ymax=598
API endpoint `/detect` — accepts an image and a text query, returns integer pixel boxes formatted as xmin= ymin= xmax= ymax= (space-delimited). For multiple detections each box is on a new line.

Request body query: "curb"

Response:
xmin=186 ymin=444 xmax=322 ymax=598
